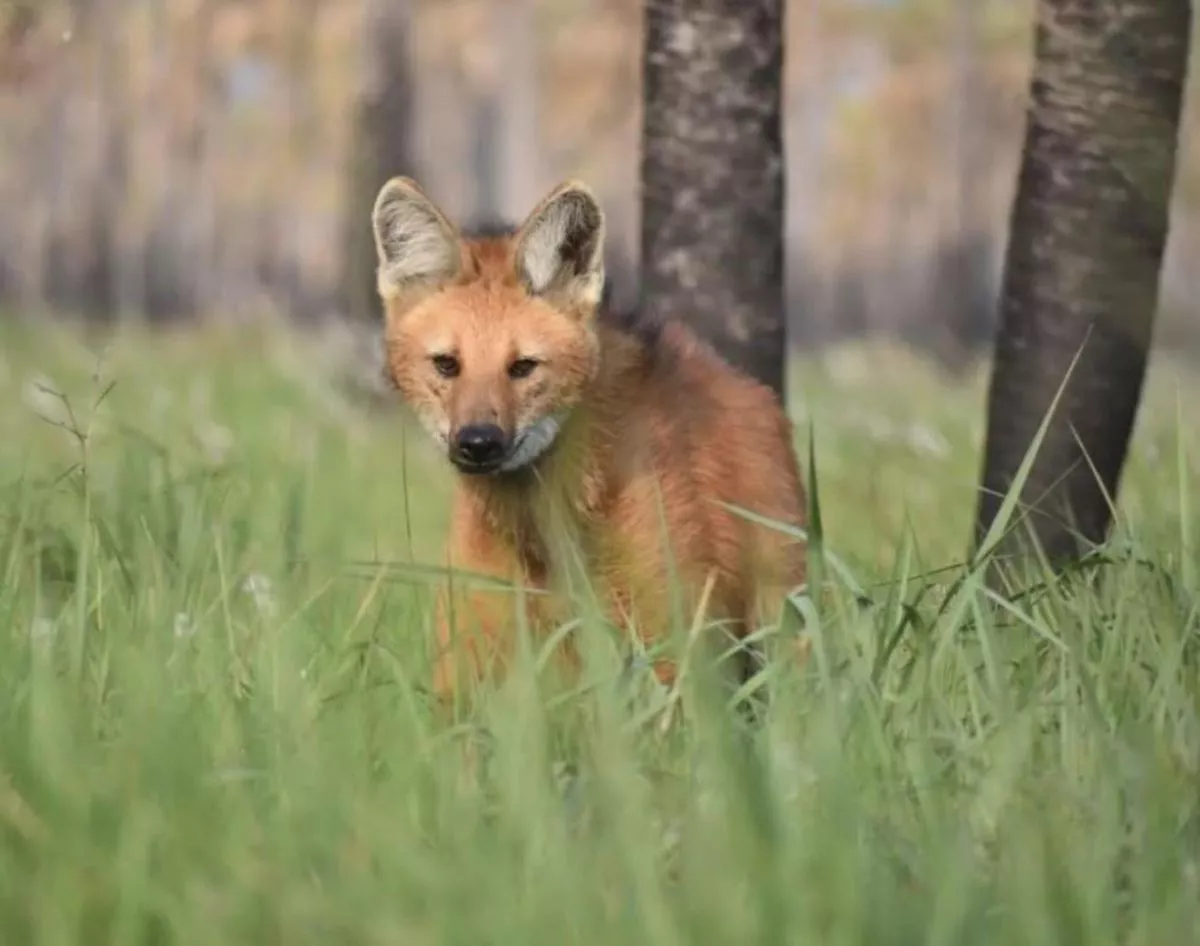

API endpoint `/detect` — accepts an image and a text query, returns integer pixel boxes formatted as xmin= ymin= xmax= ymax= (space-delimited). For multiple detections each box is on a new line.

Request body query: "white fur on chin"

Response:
xmin=499 ymin=412 xmax=568 ymax=473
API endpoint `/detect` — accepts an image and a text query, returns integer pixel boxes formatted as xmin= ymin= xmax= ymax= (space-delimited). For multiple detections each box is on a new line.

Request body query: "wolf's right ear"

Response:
xmin=371 ymin=178 xmax=463 ymax=304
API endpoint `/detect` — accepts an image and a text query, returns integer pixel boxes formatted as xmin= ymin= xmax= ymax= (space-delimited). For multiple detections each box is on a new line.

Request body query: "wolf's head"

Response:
xmin=371 ymin=178 xmax=606 ymax=476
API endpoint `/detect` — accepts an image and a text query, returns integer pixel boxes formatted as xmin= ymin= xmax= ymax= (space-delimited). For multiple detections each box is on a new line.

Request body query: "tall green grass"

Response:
xmin=0 ymin=320 xmax=1196 ymax=945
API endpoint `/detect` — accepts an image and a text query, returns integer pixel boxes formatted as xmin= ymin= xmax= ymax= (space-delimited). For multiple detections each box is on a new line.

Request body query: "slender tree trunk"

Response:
xmin=974 ymin=0 xmax=1191 ymax=564
xmin=639 ymin=0 xmax=786 ymax=401
xmin=266 ymin=0 xmax=320 ymax=320
xmin=60 ymin=0 xmax=121 ymax=323
xmin=144 ymin=0 xmax=217 ymax=322
xmin=491 ymin=0 xmax=541 ymax=223
xmin=469 ymin=92 xmax=503 ymax=224
xmin=96 ymin=0 xmax=133 ymax=322
xmin=341 ymin=0 xmax=417 ymax=324
xmin=937 ymin=0 xmax=994 ymax=366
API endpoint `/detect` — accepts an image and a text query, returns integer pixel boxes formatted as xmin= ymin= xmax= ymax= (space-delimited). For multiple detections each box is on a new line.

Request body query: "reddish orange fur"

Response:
xmin=372 ymin=178 xmax=807 ymax=705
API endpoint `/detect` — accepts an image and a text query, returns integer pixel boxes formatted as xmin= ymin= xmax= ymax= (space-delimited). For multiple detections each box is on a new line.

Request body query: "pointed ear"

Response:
xmin=371 ymin=177 xmax=463 ymax=304
xmin=513 ymin=181 xmax=605 ymax=314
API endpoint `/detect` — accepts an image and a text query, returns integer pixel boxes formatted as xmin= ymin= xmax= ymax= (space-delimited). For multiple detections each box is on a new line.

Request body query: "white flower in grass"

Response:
xmin=173 ymin=612 xmax=197 ymax=639
xmin=243 ymin=573 xmax=278 ymax=619
xmin=197 ymin=422 xmax=234 ymax=465
xmin=906 ymin=422 xmax=950 ymax=458
xmin=29 ymin=617 xmax=55 ymax=651
xmin=768 ymin=740 xmax=817 ymax=803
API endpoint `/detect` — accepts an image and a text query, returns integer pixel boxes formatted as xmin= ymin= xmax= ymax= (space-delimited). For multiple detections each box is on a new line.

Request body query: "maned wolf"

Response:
xmin=371 ymin=176 xmax=807 ymax=704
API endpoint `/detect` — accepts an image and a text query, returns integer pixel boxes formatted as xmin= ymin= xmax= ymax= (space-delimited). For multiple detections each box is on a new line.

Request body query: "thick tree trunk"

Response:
xmin=341 ymin=0 xmax=417 ymax=323
xmin=974 ymin=0 xmax=1191 ymax=564
xmin=639 ymin=0 xmax=786 ymax=401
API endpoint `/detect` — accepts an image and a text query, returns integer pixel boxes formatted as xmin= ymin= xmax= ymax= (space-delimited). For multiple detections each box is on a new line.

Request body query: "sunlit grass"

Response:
xmin=0 ymin=318 xmax=1197 ymax=945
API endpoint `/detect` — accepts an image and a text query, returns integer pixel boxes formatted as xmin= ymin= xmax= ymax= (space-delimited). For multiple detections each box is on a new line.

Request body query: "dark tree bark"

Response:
xmin=974 ymin=0 xmax=1191 ymax=564
xmin=639 ymin=0 xmax=786 ymax=401
xmin=340 ymin=0 xmax=417 ymax=323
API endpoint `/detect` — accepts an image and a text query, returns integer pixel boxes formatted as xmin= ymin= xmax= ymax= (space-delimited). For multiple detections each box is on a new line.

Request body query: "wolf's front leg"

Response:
xmin=430 ymin=497 xmax=553 ymax=710
xmin=431 ymin=571 xmax=530 ymax=712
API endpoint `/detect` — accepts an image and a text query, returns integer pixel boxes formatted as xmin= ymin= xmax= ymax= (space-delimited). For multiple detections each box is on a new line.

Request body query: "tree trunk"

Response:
xmin=639 ymin=0 xmax=786 ymax=401
xmin=340 ymin=0 xmax=417 ymax=324
xmin=974 ymin=0 xmax=1191 ymax=565
xmin=56 ymin=0 xmax=122 ymax=324
xmin=936 ymin=0 xmax=995 ymax=367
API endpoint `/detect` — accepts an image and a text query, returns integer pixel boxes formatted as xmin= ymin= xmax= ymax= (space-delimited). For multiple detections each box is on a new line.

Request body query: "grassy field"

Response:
xmin=0 ymin=317 xmax=1197 ymax=945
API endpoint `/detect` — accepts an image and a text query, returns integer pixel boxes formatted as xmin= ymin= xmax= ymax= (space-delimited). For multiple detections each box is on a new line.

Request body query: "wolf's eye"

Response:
xmin=431 ymin=354 xmax=460 ymax=379
xmin=508 ymin=358 xmax=540 ymax=380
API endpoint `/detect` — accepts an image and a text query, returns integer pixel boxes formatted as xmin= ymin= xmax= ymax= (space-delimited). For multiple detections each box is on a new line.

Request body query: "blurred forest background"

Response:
xmin=3 ymin=0 xmax=1200 ymax=364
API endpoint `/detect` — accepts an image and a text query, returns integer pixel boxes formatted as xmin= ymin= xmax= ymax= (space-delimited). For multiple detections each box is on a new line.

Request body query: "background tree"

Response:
xmin=974 ymin=0 xmax=1192 ymax=565
xmin=340 ymin=0 xmax=417 ymax=324
xmin=40 ymin=0 xmax=127 ymax=323
xmin=639 ymin=0 xmax=786 ymax=401
xmin=933 ymin=0 xmax=995 ymax=367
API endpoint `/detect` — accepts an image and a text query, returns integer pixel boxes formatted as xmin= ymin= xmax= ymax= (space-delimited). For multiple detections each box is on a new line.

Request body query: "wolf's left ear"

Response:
xmin=513 ymin=181 xmax=605 ymax=315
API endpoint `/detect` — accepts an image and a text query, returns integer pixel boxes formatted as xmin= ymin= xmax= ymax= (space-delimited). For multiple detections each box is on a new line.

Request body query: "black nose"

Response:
xmin=452 ymin=424 xmax=507 ymax=470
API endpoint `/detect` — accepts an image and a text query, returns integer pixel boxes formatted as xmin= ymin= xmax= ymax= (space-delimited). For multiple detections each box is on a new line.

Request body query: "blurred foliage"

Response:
xmin=1 ymin=0 xmax=1199 ymax=352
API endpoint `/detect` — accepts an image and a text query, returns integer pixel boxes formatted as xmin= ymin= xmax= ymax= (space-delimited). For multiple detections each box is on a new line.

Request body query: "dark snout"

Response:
xmin=450 ymin=423 xmax=510 ymax=474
